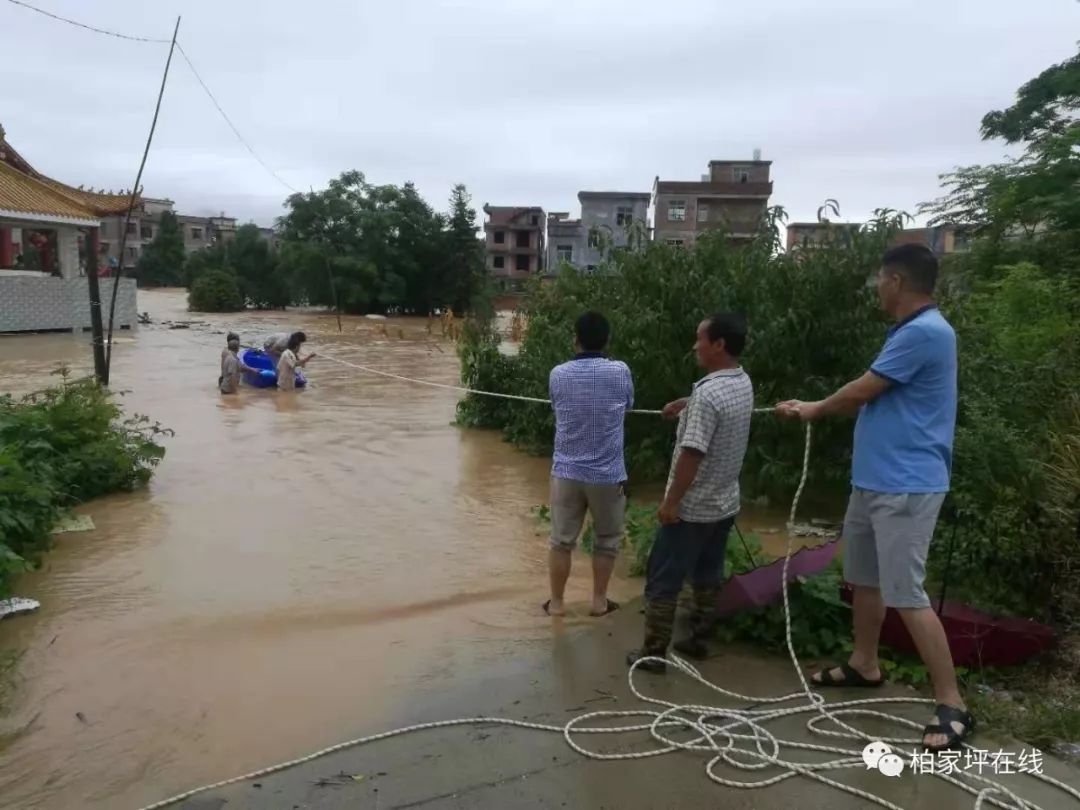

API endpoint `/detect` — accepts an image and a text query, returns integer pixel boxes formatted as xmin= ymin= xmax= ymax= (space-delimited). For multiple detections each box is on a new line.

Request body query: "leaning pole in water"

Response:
xmin=84 ymin=227 xmax=108 ymax=384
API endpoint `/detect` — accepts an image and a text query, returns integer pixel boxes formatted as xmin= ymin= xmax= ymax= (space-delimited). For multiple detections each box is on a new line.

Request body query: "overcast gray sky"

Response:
xmin=3 ymin=0 xmax=1077 ymax=229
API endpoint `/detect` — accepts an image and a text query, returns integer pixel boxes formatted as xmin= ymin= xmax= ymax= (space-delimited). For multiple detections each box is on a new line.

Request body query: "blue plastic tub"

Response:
xmin=240 ymin=349 xmax=307 ymax=389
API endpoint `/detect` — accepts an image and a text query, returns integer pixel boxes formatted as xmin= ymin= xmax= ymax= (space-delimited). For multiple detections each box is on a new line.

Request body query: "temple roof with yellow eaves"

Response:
xmin=0 ymin=123 xmax=139 ymax=225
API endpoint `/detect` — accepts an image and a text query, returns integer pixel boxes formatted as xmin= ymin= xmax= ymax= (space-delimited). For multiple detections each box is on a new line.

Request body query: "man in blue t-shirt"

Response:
xmin=777 ymin=243 xmax=972 ymax=752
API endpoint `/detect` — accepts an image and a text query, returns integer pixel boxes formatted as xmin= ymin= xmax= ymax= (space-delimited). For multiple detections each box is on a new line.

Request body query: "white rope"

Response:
xmin=134 ymin=331 xmax=1080 ymax=810
xmin=316 ymin=349 xmax=783 ymax=418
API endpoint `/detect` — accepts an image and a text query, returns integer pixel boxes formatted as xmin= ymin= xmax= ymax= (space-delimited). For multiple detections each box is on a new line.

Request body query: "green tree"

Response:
xmin=229 ymin=224 xmax=290 ymax=309
xmin=442 ymin=184 xmax=487 ymax=315
xmin=136 ymin=211 xmax=187 ymax=287
xmin=183 ymin=241 xmax=228 ymax=288
xmin=188 ymin=269 xmax=244 ymax=312
xmin=923 ymin=47 xmax=1080 ymax=249
xmin=276 ymin=171 xmax=477 ymax=315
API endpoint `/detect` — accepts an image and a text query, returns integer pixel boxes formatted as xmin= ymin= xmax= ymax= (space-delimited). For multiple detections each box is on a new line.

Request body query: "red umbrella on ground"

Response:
xmin=715 ymin=531 xmax=841 ymax=617
xmin=840 ymin=585 xmax=1056 ymax=667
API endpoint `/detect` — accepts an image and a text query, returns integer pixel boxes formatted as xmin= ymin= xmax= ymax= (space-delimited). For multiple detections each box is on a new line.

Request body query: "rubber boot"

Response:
xmin=626 ymin=598 xmax=677 ymax=673
xmin=673 ymin=586 xmax=718 ymax=660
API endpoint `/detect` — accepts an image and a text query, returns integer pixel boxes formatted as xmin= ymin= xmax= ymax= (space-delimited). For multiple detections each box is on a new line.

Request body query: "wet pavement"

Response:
xmin=172 ymin=604 xmax=1080 ymax=810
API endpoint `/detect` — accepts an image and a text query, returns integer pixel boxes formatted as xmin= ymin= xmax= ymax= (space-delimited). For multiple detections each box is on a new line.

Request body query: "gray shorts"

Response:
xmin=549 ymin=477 xmax=626 ymax=558
xmin=843 ymin=488 xmax=946 ymax=609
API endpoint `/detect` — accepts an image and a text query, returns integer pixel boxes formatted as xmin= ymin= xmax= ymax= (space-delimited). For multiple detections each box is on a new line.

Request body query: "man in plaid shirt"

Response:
xmin=628 ymin=313 xmax=754 ymax=672
xmin=544 ymin=311 xmax=634 ymax=618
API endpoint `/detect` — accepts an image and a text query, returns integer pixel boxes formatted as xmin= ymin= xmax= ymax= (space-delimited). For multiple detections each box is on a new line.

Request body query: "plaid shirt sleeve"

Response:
xmin=623 ymin=363 xmax=634 ymax=411
xmin=680 ymin=388 xmax=719 ymax=453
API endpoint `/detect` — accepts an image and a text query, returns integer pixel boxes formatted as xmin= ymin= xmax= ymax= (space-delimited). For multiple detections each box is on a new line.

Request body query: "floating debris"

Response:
xmin=52 ymin=514 xmax=95 ymax=534
xmin=0 ymin=597 xmax=41 ymax=620
xmin=790 ymin=523 xmax=839 ymax=538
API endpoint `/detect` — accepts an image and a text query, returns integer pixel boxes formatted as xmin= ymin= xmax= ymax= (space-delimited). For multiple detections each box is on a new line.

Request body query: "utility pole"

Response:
xmin=102 ymin=15 xmax=181 ymax=385
xmin=84 ymin=227 xmax=108 ymax=383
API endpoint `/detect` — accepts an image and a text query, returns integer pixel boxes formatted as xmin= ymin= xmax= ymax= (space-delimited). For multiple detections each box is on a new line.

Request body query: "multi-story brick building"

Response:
xmin=652 ymin=156 xmax=773 ymax=247
xmin=483 ymin=204 xmax=544 ymax=281
xmin=547 ymin=191 xmax=650 ymax=273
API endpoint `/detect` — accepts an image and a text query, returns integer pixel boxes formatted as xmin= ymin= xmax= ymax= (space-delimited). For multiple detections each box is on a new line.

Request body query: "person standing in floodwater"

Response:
xmin=627 ymin=313 xmax=754 ymax=672
xmin=276 ymin=333 xmax=315 ymax=391
xmin=219 ymin=331 xmax=240 ymax=388
xmin=219 ymin=336 xmax=260 ymax=395
xmin=544 ymin=311 xmax=634 ymax=618
xmin=264 ymin=331 xmax=307 ymax=361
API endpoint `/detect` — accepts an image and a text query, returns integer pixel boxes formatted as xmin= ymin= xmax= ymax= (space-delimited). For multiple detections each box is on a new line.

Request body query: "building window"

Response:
xmin=556 ymin=244 xmax=573 ymax=263
xmin=666 ymin=239 xmax=684 ymax=248
xmin=530 ymin=215 xmax=539 ymax=225
xmin=515 ymin=230 xmax=530 ymax=248
xmin=587 ymin=230 xmax=600 ymax=248
xmin=126 ymin=246 xmax=138 ymax=259
xmin=126 ymin=220 xmax=137 ymax=235
xmin=191 ymin=227 xmax=203 ymax=240
xmin=616 ymin=206 xmax=633 ymax=226
xmin=493 ymin=255 xmax=505 ymax=270
xmin=141 ymin=224 xmax=153 ymax=240
xmin=732 ymin=167 xmax=750 ymax=183
xmin=697 ymin=206 xmax=708 ymax=223
xmin=494 ymin=230 xmax=505 ymax=244
xmin=515 ymin=254 xmax=529 ymax=272
xmin=586 ymin=265 xmax=598 ymax=272
xmin=667 ymin=200 xmax=686 ymax=221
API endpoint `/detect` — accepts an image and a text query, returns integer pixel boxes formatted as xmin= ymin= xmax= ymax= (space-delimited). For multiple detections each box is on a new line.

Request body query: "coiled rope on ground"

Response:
xmin=132 ymin=334 xmax=1080 ymax=810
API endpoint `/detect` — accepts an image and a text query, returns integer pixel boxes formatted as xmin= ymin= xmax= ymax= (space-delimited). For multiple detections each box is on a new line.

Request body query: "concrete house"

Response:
xmin=547 ymin=191 xmax=650 ymax=274
xmin=0 ymin=125 xmax=137 ymax=333
xmin=653 ymin=155 xmax=773 ymax=247
xmin=483 ymin=204 xmax=545 ymax=282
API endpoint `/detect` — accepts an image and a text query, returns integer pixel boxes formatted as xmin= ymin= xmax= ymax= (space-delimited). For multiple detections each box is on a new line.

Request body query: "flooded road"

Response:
xmin=0 ymin=290 xmax=796 ymax=810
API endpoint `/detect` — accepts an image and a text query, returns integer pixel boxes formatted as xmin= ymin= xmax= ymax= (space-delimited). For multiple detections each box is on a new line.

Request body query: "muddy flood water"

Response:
xmin=0 ymin=290 xmax=798 ymax=810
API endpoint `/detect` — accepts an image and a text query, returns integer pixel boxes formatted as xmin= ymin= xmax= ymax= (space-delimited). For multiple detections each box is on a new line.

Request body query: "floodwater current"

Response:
xmin=0 ymin=289 xmax=797 ymax=809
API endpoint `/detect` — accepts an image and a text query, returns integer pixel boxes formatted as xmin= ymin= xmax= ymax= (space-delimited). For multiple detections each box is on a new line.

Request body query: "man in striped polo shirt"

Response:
xmin=544 ymin=311 xmax=634 ymax=618
xmin=628 ymin=313 xmax=754 ymax=671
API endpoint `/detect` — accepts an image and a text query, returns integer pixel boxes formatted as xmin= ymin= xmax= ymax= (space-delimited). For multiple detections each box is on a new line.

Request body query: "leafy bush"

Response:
xmin=0 ymin=373 xmax=168 ymax=596
xmin=933 ymin=263 xmax=1080 ymax=621
xmin=188 ymin=269 xmax=245 ymax=313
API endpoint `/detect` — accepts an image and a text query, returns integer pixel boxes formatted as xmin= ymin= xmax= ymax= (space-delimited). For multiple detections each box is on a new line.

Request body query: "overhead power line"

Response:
xmin=175 ymin=42 xmax=298 ymax=194
xmin=5 ymin=0 xmax=169 ymax=43
xmin=4 ymin=0 xmax=300 ymax=195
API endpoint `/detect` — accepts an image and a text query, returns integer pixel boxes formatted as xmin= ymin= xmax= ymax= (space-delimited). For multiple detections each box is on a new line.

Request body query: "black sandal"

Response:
xmin=810 ymin=662 xmax=885 ymax=688
xmin=922 ymin=704 xmax=975 ymax=751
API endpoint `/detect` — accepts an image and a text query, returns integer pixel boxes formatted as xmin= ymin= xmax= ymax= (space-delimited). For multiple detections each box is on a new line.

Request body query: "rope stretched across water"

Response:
xmin=136 ymin=336 xmax=1080 ymax=810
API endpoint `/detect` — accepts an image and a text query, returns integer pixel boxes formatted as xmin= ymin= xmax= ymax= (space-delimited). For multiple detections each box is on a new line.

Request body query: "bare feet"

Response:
xmin=590 ymin=596 xmax=616 ymax=616
xmin=543 ymin=598 xmax=566 ymax=617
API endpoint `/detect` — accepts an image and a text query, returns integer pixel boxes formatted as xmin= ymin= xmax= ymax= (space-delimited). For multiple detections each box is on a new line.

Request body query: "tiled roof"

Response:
xmin=37 ymin=177 xmax=137 ymax=215
xmin=0 ymin=127 xmax=138 ymax=219
xmin=0 ymin=161 xmax=98 ymax=221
